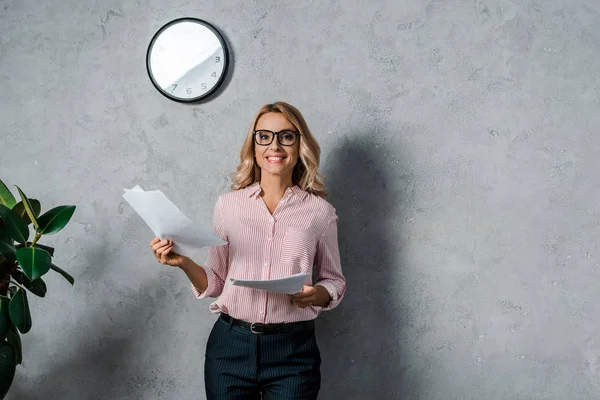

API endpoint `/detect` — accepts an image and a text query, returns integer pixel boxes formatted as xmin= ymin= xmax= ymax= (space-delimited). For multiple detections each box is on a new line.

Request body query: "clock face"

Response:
xmin=146 ymin=18 xmax=229 ymax=102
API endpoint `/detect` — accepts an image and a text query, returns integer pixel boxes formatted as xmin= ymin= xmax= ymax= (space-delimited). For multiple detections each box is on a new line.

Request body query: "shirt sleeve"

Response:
xmin=191 ymin=195 xmax=229 ymax=298
xmin=311 ymin=213 xmax=346 ymax=312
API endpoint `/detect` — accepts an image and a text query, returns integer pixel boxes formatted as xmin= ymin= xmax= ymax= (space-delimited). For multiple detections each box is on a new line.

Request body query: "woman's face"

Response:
xmin=254 ymin=112 xmax=300 ymax=181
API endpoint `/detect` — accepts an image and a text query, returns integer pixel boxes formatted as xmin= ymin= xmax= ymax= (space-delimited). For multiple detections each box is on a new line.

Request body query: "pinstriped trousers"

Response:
xmin=204 ymin=314 xmax=321 ymax=399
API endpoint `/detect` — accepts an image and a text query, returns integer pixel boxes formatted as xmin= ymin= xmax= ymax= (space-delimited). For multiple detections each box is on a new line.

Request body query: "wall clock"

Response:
xmin=146 ymin=18 xmax=229 ymax=103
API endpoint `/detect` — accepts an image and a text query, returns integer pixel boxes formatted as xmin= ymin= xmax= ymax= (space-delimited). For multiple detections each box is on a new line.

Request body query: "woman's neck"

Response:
xmin=259 ymin=176 xmax=293 ymax=199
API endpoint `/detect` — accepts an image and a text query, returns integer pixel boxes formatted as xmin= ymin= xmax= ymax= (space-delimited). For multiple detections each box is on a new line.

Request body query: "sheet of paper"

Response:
xmin=122 ymin=185 xmax=227 ymax=256
xmin=229 ymin=273 xmax=311 ymax=295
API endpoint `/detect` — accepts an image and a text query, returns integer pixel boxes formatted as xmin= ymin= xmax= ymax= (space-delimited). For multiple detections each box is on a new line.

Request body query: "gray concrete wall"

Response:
xmin=2 ymin=0 xmax=600 ymax=399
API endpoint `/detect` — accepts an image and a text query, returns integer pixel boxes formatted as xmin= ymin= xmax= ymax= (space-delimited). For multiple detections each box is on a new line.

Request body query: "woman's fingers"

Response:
xmin=153 ymin=242 xmax=174 ymax=263
xmin=153 ymin=239 xmax=170 ymax=248
xmin=152 ymin=240 xmax=171 ymax=252
xmin=292 ymin=286 xmax=315 ymax=298
xmin=291 ymin=288 xmax=316 ymax=308
xmin=153 ymin=243 xmax=169 ymax=256
xmin=293 ymin=300 xmax=308 ymax=308
xmin=292 ymin=291 xmax=311 ymax=299
xmin=292 ymin=297 xmax=309 ymax=306
xmin=160 ymin=250 xmax=168 ymax=263
xmin=163 ymin=245 xmax=173 ymax=257
xmin=150 ymin=238 xmax=180 ymax=266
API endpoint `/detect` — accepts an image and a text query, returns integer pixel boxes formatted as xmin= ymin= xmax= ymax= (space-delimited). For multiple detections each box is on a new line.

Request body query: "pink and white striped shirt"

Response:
xmin=192 ymin=182 xmax=346 ymax=324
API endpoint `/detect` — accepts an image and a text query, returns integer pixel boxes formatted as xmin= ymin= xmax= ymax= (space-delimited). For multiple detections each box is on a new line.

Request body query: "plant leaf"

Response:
xmin=23 ymin=276 xmax=47 ymax=298
xmin=15 ymin=241 xmax=54 ymax=256
xmin=7 ymin=287 xmax=17 ymax=298
xmin=0 ymin=227 xmax=12 ymax=246
xmin=10 ymin=269 xmax=23 ymax=284
xmin=0 ymin=179 xmax=16 ymax=209
xmin=0 ymin=239 xmax=15 ymax=263
xmin=15 ymin=187 xmax=39 ymax=230
xmin=16 ymin=247 xmax=51 ymax=281
xmin=12 ymin=199 xmax=41 ymax=226
xmin=0 ymin=296 xmax=11 ymax=341
xmin=9 ymin=288 xmax=32 ymax=334
xmin=0 ymin=205 xmax=29 ymax=244
xmin=36 ymin=205 xmax=76 ymax=235
xmin=50 ymin=263 xmax=74 ymax=285
xmin=6 ymin=326 xmax=21 ymax=364
xmin=0 ymin=341 xmax=16 ymax=398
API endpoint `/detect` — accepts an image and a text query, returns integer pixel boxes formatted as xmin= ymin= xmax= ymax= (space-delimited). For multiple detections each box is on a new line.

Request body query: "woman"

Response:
xmin=150 ymin=101 xmax=347 ymax=399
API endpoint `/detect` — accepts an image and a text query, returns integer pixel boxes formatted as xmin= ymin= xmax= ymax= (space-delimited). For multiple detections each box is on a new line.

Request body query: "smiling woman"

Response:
xmin=253 ymin=112 xmax=301 ymax=191
xmin=149 ymin=101 xmax=346 ymax=399
xmin=232 ymin=102 xmax=327 ymax=199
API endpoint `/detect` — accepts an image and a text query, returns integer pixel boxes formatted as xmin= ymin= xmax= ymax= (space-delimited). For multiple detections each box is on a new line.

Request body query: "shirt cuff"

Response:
xmin=312 ymin=280 xmax=343 ymax=312
xmin=191 ymin=265 xmax=218 ymax=299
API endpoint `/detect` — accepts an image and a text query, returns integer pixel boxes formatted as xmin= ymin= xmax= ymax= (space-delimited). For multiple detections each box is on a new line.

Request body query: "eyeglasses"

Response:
xmin=254 ymin=130 xmax=300 ymax=146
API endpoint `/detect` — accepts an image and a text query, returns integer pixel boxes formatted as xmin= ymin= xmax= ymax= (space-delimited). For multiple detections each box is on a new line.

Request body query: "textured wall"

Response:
xmin=2 ymin=0 xmax=600 ymax=399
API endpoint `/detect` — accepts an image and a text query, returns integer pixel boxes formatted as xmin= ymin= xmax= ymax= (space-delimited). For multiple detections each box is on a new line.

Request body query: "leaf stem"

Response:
xmin=9 ymin=280 xmax=25 ymax=291
xmin=30 ymin=232 xmax=41 ymax=248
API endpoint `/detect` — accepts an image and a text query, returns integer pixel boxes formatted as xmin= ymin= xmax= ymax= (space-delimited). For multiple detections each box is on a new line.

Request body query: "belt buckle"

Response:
xmin=250 ymin=322 xmax=265 ymax=334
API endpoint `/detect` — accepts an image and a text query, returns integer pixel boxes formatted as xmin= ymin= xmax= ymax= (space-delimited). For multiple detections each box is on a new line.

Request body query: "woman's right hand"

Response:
xmin=149 ymin=237 xmax=187 ymax=268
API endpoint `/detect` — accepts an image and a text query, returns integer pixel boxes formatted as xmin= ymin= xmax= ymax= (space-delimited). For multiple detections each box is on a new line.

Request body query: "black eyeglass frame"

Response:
xmin=253 ymin=130 xmax=301 ymax=146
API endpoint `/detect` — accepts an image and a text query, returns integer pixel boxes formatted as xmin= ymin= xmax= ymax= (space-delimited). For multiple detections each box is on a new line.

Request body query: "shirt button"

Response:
xmin=264 ymin=263 xmax=268 ymax=267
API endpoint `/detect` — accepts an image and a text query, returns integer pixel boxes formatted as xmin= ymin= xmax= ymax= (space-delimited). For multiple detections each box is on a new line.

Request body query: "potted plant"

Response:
xmin=0 ymin=178 xmax=76 ymax=398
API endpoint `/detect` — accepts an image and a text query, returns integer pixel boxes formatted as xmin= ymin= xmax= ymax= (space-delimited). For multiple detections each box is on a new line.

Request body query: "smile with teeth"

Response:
xmin=266 ymin=156 xmax=286 ymax=163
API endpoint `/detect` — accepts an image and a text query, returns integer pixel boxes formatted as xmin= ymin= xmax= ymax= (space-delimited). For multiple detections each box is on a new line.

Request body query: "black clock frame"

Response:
xmin=146 ymin=17 xmax=229 ymax=103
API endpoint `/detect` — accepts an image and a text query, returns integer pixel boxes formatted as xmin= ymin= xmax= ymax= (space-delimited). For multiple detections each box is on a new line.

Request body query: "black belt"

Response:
xmin=219 ymin=313 xmax=315 ymax=335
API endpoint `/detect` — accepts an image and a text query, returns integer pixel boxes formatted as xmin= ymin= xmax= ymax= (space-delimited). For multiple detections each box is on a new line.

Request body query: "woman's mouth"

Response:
xmin=266 ymin=156 xmax=286 ymax=164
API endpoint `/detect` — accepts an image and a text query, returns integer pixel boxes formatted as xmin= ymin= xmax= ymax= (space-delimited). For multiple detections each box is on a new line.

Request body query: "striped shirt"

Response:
xmin=192 ymin=182 xmax=346 ymax=324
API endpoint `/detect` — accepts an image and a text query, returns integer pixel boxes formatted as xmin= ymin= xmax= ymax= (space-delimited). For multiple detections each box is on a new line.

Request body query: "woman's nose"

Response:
xmin=269 ymin=137 xmax=283 ymax=150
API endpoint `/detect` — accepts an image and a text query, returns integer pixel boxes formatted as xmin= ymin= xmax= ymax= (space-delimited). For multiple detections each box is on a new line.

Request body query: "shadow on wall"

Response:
xmin=5 ymin=278 xmax=165 ymax=400
xmin=7 ymin=336 xmax=136 ymax=400
xmin=316 ymin=134 xmax=419 ymax=399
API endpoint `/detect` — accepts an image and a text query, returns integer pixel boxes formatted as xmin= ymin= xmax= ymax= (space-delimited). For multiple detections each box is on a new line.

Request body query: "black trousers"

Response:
xmin=204 ymin=314 xmax=321 ymax=399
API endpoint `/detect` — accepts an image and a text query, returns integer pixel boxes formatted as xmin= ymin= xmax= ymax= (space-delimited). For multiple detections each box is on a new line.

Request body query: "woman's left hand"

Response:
xmin=291 ymin=285 xmax=317 ymax=308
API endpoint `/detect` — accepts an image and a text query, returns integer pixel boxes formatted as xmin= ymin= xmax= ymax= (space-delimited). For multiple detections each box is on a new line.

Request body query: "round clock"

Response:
xmin=146 ymin=18 xmax=229 ymax=103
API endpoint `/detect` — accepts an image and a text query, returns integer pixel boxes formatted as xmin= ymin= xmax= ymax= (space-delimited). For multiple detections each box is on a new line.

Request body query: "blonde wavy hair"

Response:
xmin=231 ymin=101 xmax=328 ymax=198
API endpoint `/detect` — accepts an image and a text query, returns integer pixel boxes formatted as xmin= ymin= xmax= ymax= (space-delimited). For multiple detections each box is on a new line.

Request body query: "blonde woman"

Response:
xmin=150 ymin=101 xmax=347 ymax=399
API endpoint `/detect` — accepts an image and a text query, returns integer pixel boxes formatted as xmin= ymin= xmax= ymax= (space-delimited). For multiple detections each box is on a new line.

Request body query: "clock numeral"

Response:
xmin=201 ymin=83 xmax=207 ymax=90
xmin=215 ymin=56 xmax=221 ymax=63
xmin=187 ymin=88 xmax=192 ymax=94
xmin=171 ymin=84 xmax=178 ymax=93
xmin=211 ymin=72 xmax=217 ymax=78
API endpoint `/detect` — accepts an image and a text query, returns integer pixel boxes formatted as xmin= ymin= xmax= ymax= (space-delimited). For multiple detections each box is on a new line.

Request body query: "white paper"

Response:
xmin=229 ymin=273 xmax=310 ymax=295
xmin=122 ymin=185 xmax=227 ymax=256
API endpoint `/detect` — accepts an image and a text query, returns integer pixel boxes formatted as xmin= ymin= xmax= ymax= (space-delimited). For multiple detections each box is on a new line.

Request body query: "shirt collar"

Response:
xmin=289 ymin=185 xmax=309 ymax=200
xmin=246 ymin=182 xmax=308 ymax=200
xmin=247 ymin=182 xmax=262 ymax=198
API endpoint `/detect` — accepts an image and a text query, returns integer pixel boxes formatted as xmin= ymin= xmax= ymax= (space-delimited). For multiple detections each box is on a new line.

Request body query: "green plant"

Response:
xmin=0 ymin=178 xmax=76 ymax=398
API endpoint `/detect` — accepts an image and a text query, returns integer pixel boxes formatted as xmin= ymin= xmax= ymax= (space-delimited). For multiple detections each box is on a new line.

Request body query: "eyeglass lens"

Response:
xmin=255 ymin=130 xmax=297 ymax=146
